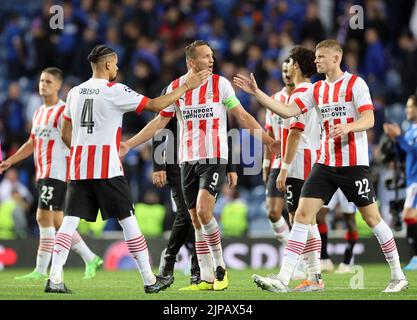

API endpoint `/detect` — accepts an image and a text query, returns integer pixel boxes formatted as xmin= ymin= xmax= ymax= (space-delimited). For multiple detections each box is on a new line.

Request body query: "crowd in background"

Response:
xmin=0 ymin=0 xmax=416 ymax=238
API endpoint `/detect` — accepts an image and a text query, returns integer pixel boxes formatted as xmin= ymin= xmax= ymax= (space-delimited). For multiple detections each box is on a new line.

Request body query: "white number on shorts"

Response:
xmin=355 ymin=179 xmax=370 ymax=196
xmin=40 ymin=186 xmax=54 ymax=203
xmin=286 ymin=184 xmax=293 ymax=200
xmin=210 ymin=172 xmax=219 ymax=189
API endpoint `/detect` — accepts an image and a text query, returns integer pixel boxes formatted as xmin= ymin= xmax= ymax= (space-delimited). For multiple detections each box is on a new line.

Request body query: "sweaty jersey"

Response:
xmin=63 ymin=78 xmax=148 ymax=180
xmin=396 ymin=123 xmax=417 ymax=187
xmin=265 ymin=88 xmax=288 ymax=169
xmin=283 ymin=82 xmax=321 ymax=180
xmin=31 ymin=100 xmax=69 ymax=182
xmin=295 ymin=72 xmax=374 ymax=167
xmin=160 ymin=74 xmax=237 ymax=163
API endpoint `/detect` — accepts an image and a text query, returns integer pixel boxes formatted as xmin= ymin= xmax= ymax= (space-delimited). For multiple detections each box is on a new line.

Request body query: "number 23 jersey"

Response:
xmin=63 ymin=78 xmax=149 ymax=180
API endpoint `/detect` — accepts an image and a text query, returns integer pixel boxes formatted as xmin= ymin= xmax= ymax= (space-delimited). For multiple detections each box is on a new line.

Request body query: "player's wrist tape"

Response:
xmin=262 ymin=159 xmax=270 ymax=167
xmin=281 ymin=162 xmax=291 ymax=170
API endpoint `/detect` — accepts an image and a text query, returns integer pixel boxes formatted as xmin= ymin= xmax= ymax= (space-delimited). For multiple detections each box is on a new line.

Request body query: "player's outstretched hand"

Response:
xmin=0 ymin=160 xmax=12 ymax=175
xmin=233 ymin=73 xmax=258 ymax=95
xmin=153 ymin=170 xmax=167 ymax=188
xmin=119 ymin=141 xmax=130 ymax=158
xmin=185 ymin=69 xmax=211 ymax=90
xmin=227 ymin=172 xmax=238 ymax=189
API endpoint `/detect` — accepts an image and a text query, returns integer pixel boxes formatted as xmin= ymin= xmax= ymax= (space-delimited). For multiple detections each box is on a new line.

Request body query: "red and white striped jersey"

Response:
xmin=160 ymin=74 xmax=235 ymax=163
xmin=294 ymin=72 xmax=374 ymax=167
xmin=63 ymin=78 xmax=149 ymax=180
xmin=31 ymin=100 xmax=69 ymax=181
xmin=265 ymin=88 xmax=289 ymax=169
xmin=284 ymin=82 xmax=321 ymax=180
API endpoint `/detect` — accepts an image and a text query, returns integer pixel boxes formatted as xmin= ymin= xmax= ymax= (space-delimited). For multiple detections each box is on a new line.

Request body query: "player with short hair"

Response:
xmin=0 ymin=67 xmax=103 ymax=281
xmin=120 ymin=40 xmax=279 ymax=291
xmin=152 ymin=95 xmax=237 ymax=288
xmin=235 ymin=39 xmax=408 ymax=293
xmin=384 ymin=95 xmax=417 ymax=271
xmin=44 ymin=45 xmax=209 ymax=294
xmin=264 ymin=46 xmax=323 ymax=292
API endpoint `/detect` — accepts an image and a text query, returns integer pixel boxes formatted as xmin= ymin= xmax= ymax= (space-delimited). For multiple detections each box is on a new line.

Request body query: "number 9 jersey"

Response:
xmin=63 ymin=78 xmax=149 ymax=180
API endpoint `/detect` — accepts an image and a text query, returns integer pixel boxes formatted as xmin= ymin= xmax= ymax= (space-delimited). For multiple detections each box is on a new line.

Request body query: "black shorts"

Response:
xmin=37 ymin=178 xmax=67 ymax=211
xmin=265 ymin=169 xmax=285 ymax=198
xmin=65 ymin=176 xmax=135 ymax=222
xmin=181 ymin=160 xmax=227 ymax=210
xmin=301 ymin=163 xmax=376 ymax=207
xmin=286 ymin=178 xmax=304 ymax=213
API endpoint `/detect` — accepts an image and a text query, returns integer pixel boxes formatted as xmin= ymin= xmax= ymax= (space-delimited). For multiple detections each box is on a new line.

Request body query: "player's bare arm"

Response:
xmin=121 ymin=114 xmax=171 ymax=156
xmin=0 ymin=138 xmax=34 ymax=174
xmin=233 ymin=73 xmax=301 ymax=119
xmin=262 ymin=130 xmax=275 ymax=184
xmin=61 ymin=118 xmax=72 ymax=149
xmin=332 ymin=110 xmax=375 ymax=139
xmin=145 ymin=70 xmax=211 ymax=112
xmin=229 ymin=104 xmax=280 ymax=154
xmin=276 ymin=128 xmax=302 ymax=192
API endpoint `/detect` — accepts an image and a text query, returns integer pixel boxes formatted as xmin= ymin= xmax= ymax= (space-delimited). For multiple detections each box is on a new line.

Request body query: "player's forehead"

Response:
xmin=40 ymin=72 xmax=55 ymax=82
xmin=282 ymin=61 xmax=289 ymax=70
xmin=315 ymin=47 xmax=331 ymax=56
xmin=195 ymin=45 xmax=213 ymax=57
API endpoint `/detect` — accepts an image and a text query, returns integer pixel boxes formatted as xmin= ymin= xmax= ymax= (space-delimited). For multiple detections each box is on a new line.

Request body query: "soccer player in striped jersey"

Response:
xmin=263 ymin=59 xmax=293 ymax=246
xmin=152 ymin=88 xmax=238 ymax=288
xmin=384 ymin=95 xmax=417 ymax=271
xmin=270 ymin=46 xmax=323 ymax=292
xmin=44 ymin=45 xmax=209 ymax=294
xmin=0 ymin=68 xmax=103 ymax=281
xmin=121 ymin=40 xmax=279 ymax=291
xmin=234 ymin=39 xmax=408 ymax=293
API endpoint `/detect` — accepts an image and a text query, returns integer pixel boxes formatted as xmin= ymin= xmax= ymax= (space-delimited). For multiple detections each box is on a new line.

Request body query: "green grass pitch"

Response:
xmin=1 ymin=264 xmax=416 ymax=300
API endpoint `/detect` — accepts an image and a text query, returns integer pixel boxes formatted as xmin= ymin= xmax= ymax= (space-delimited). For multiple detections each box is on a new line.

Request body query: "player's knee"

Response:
xmin=294 ymin=209 xmax=311 ymax=224
xmin=267 ymin=209 xmax=281 ymax=222
xmin=36 ymin=214 xmax=53 ymax=227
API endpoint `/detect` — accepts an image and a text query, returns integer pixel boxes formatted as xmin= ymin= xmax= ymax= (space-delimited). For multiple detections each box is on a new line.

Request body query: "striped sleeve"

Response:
xmin=63 ymin=91 xmax=72 ymax=122
xmin=353 ymin=77 xmax=374 ymax=113
xmin=295 ymin=84 xmax=316 ymax=114
xmin=111 ymin=83 xmax=149 ymax=114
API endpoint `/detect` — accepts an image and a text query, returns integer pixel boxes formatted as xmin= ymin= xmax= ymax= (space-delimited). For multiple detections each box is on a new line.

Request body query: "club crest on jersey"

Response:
xmin=205 ymin=91 xmax=213 ymax=99
xmin=339 ymin=91 xmax=347 ymax=98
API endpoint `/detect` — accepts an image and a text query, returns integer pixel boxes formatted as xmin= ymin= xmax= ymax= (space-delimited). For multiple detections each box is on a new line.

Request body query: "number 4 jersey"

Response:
xmin=63 ymin=78 xmax=149 ymax=180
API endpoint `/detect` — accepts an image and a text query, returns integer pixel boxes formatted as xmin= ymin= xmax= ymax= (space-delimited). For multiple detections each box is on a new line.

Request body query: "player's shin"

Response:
xmin=119 ymin=215 xmax=156 ymax=285
xmin=49 ymin=216 xmax=80 ymax=283
xmin=278 ymin=221 xmax=309 ymax=285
